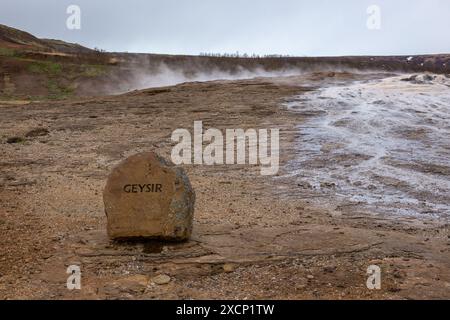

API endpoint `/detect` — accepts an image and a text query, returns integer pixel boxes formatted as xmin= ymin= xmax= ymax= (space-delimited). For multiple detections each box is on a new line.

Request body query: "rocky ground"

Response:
xmin=0 ymin=72 xmax=449 ymax=300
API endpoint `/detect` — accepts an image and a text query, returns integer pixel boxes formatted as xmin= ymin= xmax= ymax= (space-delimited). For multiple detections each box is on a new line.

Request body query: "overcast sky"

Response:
xmin=1 ymin=0 xmax=449 ymax=56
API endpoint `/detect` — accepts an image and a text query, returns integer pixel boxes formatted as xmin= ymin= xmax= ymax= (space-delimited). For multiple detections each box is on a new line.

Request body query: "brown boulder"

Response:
xmin=103 ymin=152 xmax=195 ymax=240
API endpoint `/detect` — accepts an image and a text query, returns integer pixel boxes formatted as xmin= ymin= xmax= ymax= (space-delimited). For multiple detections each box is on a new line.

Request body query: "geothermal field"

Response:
xmin=0 ymin=23 xmax=450 ymax=300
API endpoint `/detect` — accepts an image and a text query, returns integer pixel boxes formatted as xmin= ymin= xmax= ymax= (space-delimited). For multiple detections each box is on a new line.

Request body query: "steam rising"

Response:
xmin=133 ymin=64 xmax=303 ymax=90
xmin=114 ymin=63 xmax=307 ymax=94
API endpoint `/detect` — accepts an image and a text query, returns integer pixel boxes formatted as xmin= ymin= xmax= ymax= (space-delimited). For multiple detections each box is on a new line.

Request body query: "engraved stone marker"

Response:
xmin=103 ymin=152 xmax=195 ymax=240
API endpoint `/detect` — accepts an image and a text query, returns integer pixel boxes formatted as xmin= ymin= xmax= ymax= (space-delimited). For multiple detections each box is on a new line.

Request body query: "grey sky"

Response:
xmin=1 ymin=0 xmax=449 ymax=56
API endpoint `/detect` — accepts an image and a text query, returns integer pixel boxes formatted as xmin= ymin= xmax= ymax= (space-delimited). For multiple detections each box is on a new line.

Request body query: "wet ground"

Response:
xmin=281 ymin=74 xmax=450 ymax=219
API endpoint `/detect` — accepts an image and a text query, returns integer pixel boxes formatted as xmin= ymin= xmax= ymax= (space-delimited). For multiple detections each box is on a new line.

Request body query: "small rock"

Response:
xmin=25 ymin=128 xmax=49 ymax=138
xmin=152 ymin=274 xmax=171 ymax=285
xmin=307 ymin=275 xmax=314 ymax=280
xmin=401 ymin=75 xmax=417 ymax=82
xmin=323 ymin=267 xmax=336 ymax=273
xmin=6 ymin=137 xmax=24 ymax=144
xmin=297 ymin=181 xmax=312 ymax=189
xmin=223 ymin=264 xmax=236 ymax=273
xmin=320 ymin=182 xmax=336 ymax=189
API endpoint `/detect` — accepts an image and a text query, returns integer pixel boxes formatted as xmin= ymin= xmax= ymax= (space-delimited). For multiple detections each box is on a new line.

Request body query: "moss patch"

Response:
xmin=47 ymin=79 xmax=74 ymax=100
xmin=0 ymin=47 xmax=16 ymax=57
xmin=82 ymin=64 xmax=107 ymax=77
xmin=27 ymin=61 xmax=62 ymax=75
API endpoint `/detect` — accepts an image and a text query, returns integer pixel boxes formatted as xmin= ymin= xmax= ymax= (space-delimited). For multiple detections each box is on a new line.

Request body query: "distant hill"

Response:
xmin=0 ymin=24 xmax=93 ymax=53
xmin=40 ymin=38 xmax=94 ymax=54
xmin=0 ymin=24 xmax=45 ymax=49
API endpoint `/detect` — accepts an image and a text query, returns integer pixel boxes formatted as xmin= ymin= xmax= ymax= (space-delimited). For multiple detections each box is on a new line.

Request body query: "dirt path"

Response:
xmin=0 ymin=73 xmax=449 ymax=299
